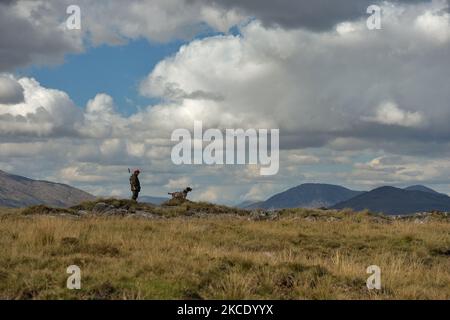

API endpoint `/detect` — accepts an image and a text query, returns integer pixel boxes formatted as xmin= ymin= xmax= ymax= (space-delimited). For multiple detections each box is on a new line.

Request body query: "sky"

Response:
xmin=0 ymin=0 xmax=449 ymax=204
xmin=16 ymin=39 xmax=177 ymax=115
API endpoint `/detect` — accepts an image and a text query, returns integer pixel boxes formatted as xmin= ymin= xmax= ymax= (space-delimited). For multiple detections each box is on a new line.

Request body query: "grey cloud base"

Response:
xmin=0 ymin=1 xmax=83 ymax=72
xmin=202 ymin=0 xmax=433 ymax=30
xmin=0 ymin=75 xmax=24 ymax=104
xmin=0 ymin=0 xmax=438 ymax=72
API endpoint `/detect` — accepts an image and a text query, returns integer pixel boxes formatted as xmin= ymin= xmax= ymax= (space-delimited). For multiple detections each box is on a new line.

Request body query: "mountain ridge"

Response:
xmin=248 ymin=183 xmax=364 ymax=209
xmin=0 ymin=170 xmax=95 ymax=208
xmin=332 ymin=186 xmax=450 ymax=215
xmin=403 ymin=185 xmax=442 ymax=195
xmin=139 ymin=195 xmax=169 ymax=205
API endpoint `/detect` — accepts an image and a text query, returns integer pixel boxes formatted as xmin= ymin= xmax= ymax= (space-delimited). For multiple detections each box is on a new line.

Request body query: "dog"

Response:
xmin=168 ymin=187 xmax=193 ymax=200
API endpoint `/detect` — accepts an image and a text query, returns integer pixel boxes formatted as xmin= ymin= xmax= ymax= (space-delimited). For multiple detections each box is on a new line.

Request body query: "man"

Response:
xmin=129 ymin=169 xmax=141 ymax=201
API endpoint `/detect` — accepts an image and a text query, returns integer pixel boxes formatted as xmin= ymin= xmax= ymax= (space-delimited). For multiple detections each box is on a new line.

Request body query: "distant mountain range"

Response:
xmin=2 ymin=169 xmax=449 ymax=215
xmin=139 ymin=196 xmax=169 ymax=205
xmin=244 ymin=183 xmax=364 ymax=210
xmin=240 ymin=183 xmax=450 ymax=215
xmin=331 ymin=186 xmax=450 ymax=215
xmin=403 ymin=185 xmax=443 ymax=195
xmin=236 ymin=200 xmax=264 ymax=209
xmin=0 ymin=170 xmax=95 ymax=208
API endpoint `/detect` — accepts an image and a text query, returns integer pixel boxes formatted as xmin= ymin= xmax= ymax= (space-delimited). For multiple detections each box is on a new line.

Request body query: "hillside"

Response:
xmin=235 ymin=200 xmax=264 ymax=209
xmin=252 ymin=183 xmax=364 ymax=209
xmin=332 ymin=186 xmax=450 ymax=215
xmin=0 ymin=170 xmax=95 ymax=208
xmin=404 ymin=185 xmax=442 ymax=194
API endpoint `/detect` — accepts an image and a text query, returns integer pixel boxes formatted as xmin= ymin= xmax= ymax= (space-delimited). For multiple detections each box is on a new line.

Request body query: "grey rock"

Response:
xmin=105 ymin=208 xmax=129 ymax=216
xmin=91 ymin=203 xmax=129 ymax=215
xmin=249 ymin=210 xmax=279 ymax=221
xmin=92 ymin=202 xmax=113 ymax=214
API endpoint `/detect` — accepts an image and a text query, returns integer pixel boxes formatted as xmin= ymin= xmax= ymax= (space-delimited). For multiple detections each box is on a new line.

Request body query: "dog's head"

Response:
xmin=184 ymin=187 xmax=193 ymax=193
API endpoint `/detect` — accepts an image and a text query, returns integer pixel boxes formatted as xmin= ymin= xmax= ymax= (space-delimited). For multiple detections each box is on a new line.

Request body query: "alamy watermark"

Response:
xmin=367 ymin=5 xmax=382 ymax=30
xmin=66 ymin=5 xmax=81 ymax=30
xmin=66 ymin=265 xmax=81 ymax=290
xmin=171 ymin=121 xmax=279 ymax=176
xmin=366 ymin=265 xmax=382 ymax=290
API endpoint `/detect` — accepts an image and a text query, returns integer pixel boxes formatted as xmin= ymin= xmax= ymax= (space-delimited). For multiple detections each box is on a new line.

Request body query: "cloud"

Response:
xmin=350 ymin=155 xmax=450 ymax=190
xmin=287 ymin=154 xmax=321 ymax=165
xmin=242 ymin=183 xmax=277 ymax=201
xmin=200 ymin=5 xmax=247 ymax=32
xmin=0 ymin=76 xmax=83 ymax=136
xmin=86 ymin=94 xmax=116 ymax=115
xmin=194 ymin=186 xmax=221 ymax=202
xmin=0 ymin=0 xmax=247 ymax=71
xmin=204 ymin=0 xmax=434 ymax=31
xmin=165 ymin=177 xmax=192 ymax=190
xmin=0 ymin=0 xmax=83 ymax=72
xmin=0 ymin=74 xmax=24 ymax=104
xmin=0 ymin=0 xmax=445 ymax=72
xmin=60 ymin=166 xmax=108 ymax=183
xmin=414 ymin=7 xmax=450 ymax=42
xmin=364 ymin=101 xmax=424 ymax=127
xmin=139 ymin=1 xmax=450 ymax=152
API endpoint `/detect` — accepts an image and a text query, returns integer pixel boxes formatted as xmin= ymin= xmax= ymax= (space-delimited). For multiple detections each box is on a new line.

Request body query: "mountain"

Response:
xmin=253 ymin=183 xmax=364 ymax=209
xmin=0 ymin=170 xmax=95 ymax=208
xmin=235 ymin=200 xmax=265 ymax=209
xmin=332 ymin=186 xmax=450 ymax=215
xmin=139 ymin=196 xmax=169 ymax=205
xmin=404 ymin=185 xmax=442 ymax=195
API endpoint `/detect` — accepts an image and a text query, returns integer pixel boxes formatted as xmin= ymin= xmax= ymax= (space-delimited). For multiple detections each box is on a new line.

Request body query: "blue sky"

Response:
xmin=15 ymin=23 xmax=236 ymax=116
xmin=17 ymin=39 xmax=184 ymax=115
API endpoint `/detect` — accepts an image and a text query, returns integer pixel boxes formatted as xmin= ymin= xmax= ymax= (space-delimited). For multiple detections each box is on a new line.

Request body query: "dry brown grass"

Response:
xmin=0 ymin=206 xmax=449 ymax=300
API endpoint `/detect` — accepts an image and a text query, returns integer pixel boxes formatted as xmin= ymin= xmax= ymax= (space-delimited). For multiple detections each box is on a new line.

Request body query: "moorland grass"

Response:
xmin=0 ymin=204 xmax=449 ymax=299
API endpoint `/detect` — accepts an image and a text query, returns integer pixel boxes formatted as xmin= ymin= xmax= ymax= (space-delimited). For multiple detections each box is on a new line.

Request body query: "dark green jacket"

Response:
xmin=130 ymin=174 xmax=141 ymax=192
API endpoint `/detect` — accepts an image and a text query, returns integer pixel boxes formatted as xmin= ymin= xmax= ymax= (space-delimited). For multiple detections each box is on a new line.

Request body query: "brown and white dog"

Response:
xmin=168 ymin=187 xmax=193 ymax=200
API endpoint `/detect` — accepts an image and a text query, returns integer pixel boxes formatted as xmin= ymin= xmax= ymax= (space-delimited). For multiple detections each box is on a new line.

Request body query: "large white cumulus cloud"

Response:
xmin=0 ymin=76 xmax=82 ymax=136
xmin=140 ymin=1 xmax=450 ymax=152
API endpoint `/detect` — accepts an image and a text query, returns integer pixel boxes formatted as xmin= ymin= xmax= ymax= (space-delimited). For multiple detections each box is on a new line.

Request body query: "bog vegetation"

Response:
xmin=0 ymin=199 xmax=449 ymax=299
